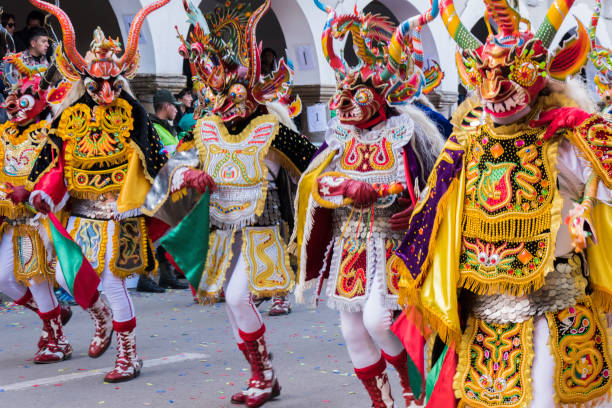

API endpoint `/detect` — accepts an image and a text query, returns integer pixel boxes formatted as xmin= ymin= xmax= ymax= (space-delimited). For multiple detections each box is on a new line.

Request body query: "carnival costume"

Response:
xmin=292 ymin=1 xmax=446 ymax=406
xmin=396 ymin=1 xmax=612 ymax=406
xmin=143 ymin=1 xmax=315 ymax=406
xmin=0 ymin=52 xmax=73 ymax=364
xmin=26 ymin=0 xmax=169 ymax=383
xmin=589 ymin=0 xmax=612 ymax=115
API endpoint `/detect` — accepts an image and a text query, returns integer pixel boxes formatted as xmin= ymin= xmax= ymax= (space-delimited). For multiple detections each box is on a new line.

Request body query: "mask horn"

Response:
xmin=439 ymin=0 xmax=482 ymax=50
xmin=28 ymin=0 xmax=87 ymax=72
xmin=535 ymin=0 xmax=576 ymax=49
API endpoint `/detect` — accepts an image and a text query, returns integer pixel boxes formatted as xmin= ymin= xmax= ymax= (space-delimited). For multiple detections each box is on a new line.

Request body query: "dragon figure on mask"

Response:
xmin=396 ymin=1 xmax=612 ymax=406
xmin=589 ymin=0 xmax=612 ymax=115
xmin=26 ymin=0 xmax=170 ymax=384
xmin=144 ymin=1 xmax=316 ymax=406
xmin=291 ymin=1 xmax=450 ymax=406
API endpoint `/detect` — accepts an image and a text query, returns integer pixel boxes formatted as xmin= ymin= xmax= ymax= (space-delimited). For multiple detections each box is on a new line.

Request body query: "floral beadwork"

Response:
xmin=459 ymin=124 xmax=562 ymax=295
xmin=455 ymin=316 xmax=534 ymax=408
xmin=546 ymin=297 xmax=612 ymax=406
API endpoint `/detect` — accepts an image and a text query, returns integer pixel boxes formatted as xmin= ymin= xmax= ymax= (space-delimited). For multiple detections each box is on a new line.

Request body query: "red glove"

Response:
xmin=389 ymin=197 xmax=414 ymax=231
xmin=182 ymin=169 xmax=217 ymax=194
xmin=530 ymin=107 xmax=591 ymax=140
xmin=342 ymin=179 xmax=378 ymax=208
xmin=6 ymin=183 xmax=30 ymax=204
xmin=32 ymin=194 xmax=51 ymax=214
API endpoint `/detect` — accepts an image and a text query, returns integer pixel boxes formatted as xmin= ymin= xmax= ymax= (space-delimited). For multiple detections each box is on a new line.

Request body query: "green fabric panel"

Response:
xmin=426 ymin=345 xmax=448 ymax=401
xmin=407 ymin=352 xmax=424 ymax=400
xmin=160 ymin=192 xmax=210 ymax=289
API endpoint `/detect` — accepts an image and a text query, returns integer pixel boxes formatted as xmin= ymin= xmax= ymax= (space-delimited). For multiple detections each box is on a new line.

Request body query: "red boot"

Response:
xmin=34 ymin=305 xmax=72 ymax=364
xmin=231 ymin=342 xmax=250 ymax=404
xmin=86 ymin=292 xmax=113 ymax=358
xmin=15 ymin=290 xmax=72 ymax=349
xmin=104 ymin=318 xmax=143 ymax=383
xmin=355 ymin=357 xmax=395 ymax=408
xmin=239 ymin=326 xmax=281 ymax=407
xmin=268 ymin=296 xmax=291 ymax=316
xmin=382 ymin=350 xmax=423 ymax=406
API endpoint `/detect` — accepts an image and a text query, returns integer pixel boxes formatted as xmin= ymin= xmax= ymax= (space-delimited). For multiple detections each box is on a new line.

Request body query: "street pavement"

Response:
xmin=0 ymin=289 xmax=411 ymax=408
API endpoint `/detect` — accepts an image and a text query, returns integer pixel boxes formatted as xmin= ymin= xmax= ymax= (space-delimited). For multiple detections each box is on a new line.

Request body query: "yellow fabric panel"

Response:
xmin=117 ymin=150 xmax=152 ymax=213
xmin=587 ymin=203 xmax=612 ymax=312
xmin=418 ymin=164 xmax=466 ymax=346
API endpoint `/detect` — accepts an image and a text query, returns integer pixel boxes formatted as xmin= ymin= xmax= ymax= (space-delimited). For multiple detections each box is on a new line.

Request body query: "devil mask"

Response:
xmin=179 ymin=0 xmax=301 ymax=125
xmin=29 ymin=0 xmax=169 ymax=106
xmin=315 ymin=0 xmax=443 ymax=129
xmin=440 ymin=0 xmax=590 ymax=124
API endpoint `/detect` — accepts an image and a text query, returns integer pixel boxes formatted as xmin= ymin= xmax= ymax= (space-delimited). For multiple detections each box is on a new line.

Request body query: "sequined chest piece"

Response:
xmin=58 ymin=98 xmax=134 ymax=197
xmin=1 ymin=121 xmax=48 ymax=183
xmin=460 ymin=125 xmax=560 ymax=293
xmin=331 ymin=120 xmax=412 ymax=207
xmin=196 ymin=115 xmax=277 ymax=228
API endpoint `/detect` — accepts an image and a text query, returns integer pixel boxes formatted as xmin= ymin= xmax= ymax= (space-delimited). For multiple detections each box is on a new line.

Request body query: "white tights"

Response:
xmin=224 ymin=233 xmax=264 ymax=343
xmin=0 ymin=228 xmax=58 ymax=313
xmin=55 ymin=217 xmax=135 ymax=322
xmin=339 ymin=276 xmax=404 ymax=369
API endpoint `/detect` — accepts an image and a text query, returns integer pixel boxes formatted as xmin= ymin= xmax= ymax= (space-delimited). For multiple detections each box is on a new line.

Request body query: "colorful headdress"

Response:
xmin=178 ymin=0 xmax=300 ymax=121
xmin=315 ymin=0 xmax=442 ymax=106
xmin=28 ymin=0 xmax=169 ymax=105
xmin=588 ymin=0 xmax=612 ymax=106
xmin=441 ymin=0 xmax=590 ymax=121
xmin=1 ymin=53 xmax=69 ymax=124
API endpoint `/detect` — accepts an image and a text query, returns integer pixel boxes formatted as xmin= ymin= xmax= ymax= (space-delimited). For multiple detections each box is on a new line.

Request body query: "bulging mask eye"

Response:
xmin=85 ymin=78 xmax=99 ymax=93
xmin=228 ymin=83 xmax=247 ymax=103
xmin=353 ymin=87 xmax=373 ymax=106
xmin=113 ymin=78 xmax=126 ymax=92
xmin=19 ymin=94 xmax=35 ymax=109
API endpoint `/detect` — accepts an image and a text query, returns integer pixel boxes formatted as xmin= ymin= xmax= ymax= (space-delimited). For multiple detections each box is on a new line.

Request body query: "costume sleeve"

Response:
xmin=268 ymin=123 xmax=317 ymax=182
xmin=566 ymin=114 xmax=612 ymax=189
xmin=27 ymin=136 xmax=68 ymax=212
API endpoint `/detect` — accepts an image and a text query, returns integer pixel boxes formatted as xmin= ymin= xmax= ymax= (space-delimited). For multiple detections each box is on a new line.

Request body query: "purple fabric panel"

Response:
xmin=403 ymin=144 xmax=425 ymax=188
xmin=312 ymin=141 xmax=329 ymax=161
xmin=395 ymin=135 xmax=465 ymax=281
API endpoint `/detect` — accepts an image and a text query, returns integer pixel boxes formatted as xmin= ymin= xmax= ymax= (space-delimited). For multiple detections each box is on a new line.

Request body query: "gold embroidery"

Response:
xmin=455 ymin=316 xmax=534 ymax=408
xmin=546 ymin=297 xmax=612 ymax=406
xmin=198 ymin=229 xmax=235 ymax=303
xmin=69 ymin=217 xmax=108 ymax=276
xmin=58 ymin=99 xmax=134 ymax=198
xmin=243 ymin=226 xmax=294 ymax=297
xmin=110 ymin=217 xmax=151 ymax=278
xmin=335 ymin=237 xmax=368 ymax=300
xmin=12 ymin=224 xmax=54 ymax=285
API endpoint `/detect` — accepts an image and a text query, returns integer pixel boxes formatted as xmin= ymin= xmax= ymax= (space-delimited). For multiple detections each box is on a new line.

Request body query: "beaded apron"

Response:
xmin=460 ymin=124 xmax=562 ymax=296
xmin=322 ymin=119 xmax=412 ymax=311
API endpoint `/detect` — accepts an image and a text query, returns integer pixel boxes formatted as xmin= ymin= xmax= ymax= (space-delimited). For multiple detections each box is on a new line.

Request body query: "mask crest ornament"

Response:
xmin=178 ymin=0 xmax=301 ymax=123
xmin=28 ymin=0 xmax=170 ymax=106
xmin=314 ymin=0 xmax=443 ymax=128
xmin=588 ymin=0 xmax=612 ymax=110
xmin=441 ymin=0 xmax=590 ymax=123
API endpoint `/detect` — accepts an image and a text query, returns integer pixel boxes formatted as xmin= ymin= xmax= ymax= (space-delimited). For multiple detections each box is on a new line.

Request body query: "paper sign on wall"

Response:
xmin=307 ymin=104 xmax=327 ymax=133
xmin=295 ymin=44 xmax=315 ymax=71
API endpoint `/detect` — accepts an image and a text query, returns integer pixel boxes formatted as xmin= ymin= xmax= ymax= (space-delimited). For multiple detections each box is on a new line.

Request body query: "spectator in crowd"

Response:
xmin=173 ymin=87 xmax=193 ymax=130
xmin=21 ymin=27 xmax=49 ymax=67
xmin=14 ymin=10 xmax=44 ymax=51
xmin=2 ymin=13 xmax=15 ymax=36
xmin=137 ymin=89 xmax=187 ymax=293
xmin=260 ymin=47 xmax=278 ymax=76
